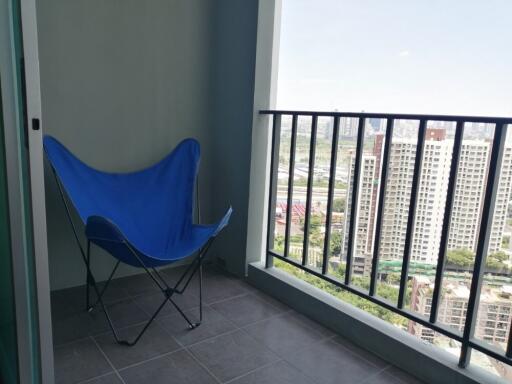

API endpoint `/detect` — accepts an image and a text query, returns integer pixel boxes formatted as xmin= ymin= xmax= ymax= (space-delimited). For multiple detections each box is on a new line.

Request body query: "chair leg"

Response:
xmin=84 ymin=241 xmax=126 ymax=343
xmin=89 ymin=245 xmax=204 ymax=345
xmin=198 ymin=258 xmax=203 ymax=325
xmin=89 ymin=260 xmax=121 ymax=311
xmin=86 ymin=241 xmax=91 ymax=311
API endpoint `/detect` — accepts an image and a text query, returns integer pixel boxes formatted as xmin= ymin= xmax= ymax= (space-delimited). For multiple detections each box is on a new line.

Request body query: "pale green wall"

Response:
xmin=37 ymin=0 xmax=217 ymax=289
xmin=210 ymin=0 xmax=259 ymax=276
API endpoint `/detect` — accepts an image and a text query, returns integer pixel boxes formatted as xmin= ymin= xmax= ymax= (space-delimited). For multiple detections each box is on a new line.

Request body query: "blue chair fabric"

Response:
xmin=43 ymin=136 xmax=232 ymax=268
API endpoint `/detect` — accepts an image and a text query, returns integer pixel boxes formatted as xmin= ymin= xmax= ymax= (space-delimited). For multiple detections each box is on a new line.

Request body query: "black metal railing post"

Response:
xmin=345 ymin=117 xmax=366 ymax=285
xmin=284 ymin=114 xmax=298 ymax=259
xmin=369 ymin=118 xmax=394 ymax=296
xmin=459 ymin=123 xmax=508 ymax=367
xmin=507 ymin=316 xmax=512 ymax=358
xmin=302 ymin=115 xmax=318 ymax=266
xmin=266 ymin=113 xmax=282 ymax=268
xmin=429 ymin=120 xmax=464 ymax=323
xmin=397 ymin=119 xmax=427 ymax=309
xmin=322 ymin=116 xmax=340 ymax=275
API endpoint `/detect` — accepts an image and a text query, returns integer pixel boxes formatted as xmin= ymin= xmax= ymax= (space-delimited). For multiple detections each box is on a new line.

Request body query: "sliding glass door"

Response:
xmin=0 ymin=85 xmax=18 ymax=384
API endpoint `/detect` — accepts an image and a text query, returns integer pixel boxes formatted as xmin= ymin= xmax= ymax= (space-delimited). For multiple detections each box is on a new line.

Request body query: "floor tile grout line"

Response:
xmin=356 ymin=365 xmax=394 ymax=384
xmin=75 ymin=371 xmax=119 ymax=384
xmin=222 ymin=358 xmax=284 ymax=384
xmin=183 ymin=347 xmax=223 ymax=384
xmin=204 ymin=292 xmax=253 ymax=306
xmin=153 ymin=310 xmax=193 ymax=349
xmin=91 ymin=321 xmax=184 ymax=372
xmin=330 ymin=337 xmax=392 ymax=371
xmin=238 ymin=309 xmax=332 ymax=340
xmin=375 ymin=365 xmax=423 ymax=384
xmin=276 ymin=353 xmax=330 ymax=384
xmin=206 ymin=304 xmax=244 ymax=331
xmin=228 ymin=307 xmax=293 ymax=329
xmin=251 ymin=291 xmax=294 ymax=311
xmin=53 ymin=334 xmax=95 ymax=349
xmin=90 ymin=336 xmax=127 ymax=384
xmin=185 ymin=327 xmax=242 ymax=349
xmin=236 ymin=323 xmax=338 ymax=361
xmin=115 ymin=347 xmax=185 ymax=372
xmin=208 ymin=289 xmax=290 ymax=311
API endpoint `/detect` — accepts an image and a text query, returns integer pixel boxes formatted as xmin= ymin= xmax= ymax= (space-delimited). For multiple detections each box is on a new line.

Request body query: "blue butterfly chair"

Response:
xmin=44 ymin=136 xmax=232 ymax=346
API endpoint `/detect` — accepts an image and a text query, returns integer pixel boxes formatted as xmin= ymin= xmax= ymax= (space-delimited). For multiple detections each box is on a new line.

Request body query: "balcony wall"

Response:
xmin=209 ymin=0 xmax=259 ymax=276
xmin=37 ymin=0 xmax=258 ymax=289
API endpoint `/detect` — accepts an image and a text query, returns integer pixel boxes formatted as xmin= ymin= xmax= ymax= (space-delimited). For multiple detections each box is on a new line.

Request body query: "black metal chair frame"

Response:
xmin=49 ymin=165 xmax=212 ymax=346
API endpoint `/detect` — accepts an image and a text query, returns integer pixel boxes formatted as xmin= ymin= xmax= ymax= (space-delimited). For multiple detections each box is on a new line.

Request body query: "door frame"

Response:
xmin=18 ymin=0 xmax=53 ymax=381
xmin=0 ymin=0 xmax=53 ymax=382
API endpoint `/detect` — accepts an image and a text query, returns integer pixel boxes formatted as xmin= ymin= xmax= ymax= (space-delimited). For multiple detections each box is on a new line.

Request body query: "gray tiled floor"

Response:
xmin=52 ymin=266 xmax=425 ymax=384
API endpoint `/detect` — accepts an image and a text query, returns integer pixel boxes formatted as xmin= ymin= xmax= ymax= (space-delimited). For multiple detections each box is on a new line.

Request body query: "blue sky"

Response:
xmin=276 ymin=0 xmax=512 ymax=117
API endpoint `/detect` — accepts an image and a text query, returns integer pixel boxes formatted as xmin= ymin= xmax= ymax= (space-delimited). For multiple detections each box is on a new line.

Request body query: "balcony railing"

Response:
xmin=260 ymin=109 xmax=512 ymax=370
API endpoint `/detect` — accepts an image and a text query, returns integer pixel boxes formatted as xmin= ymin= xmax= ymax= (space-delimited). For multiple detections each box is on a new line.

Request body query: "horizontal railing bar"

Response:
xmin=260 ymin=110 xmax=512 ymax=124
xmin=469 ymin=339 xmax=512 ymax=367
xmin=268 ymin=250 xmax=465 ymax=343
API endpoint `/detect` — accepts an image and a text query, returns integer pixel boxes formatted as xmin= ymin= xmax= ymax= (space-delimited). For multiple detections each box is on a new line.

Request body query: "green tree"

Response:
xmin=486 ymin=251 xmax=509 ymax=271
xmin=502 ymin=235 xmax=510 ymax=249
xmin=446 ymin=248 xmax=473 ymax=268
xmin=447 ymin=248 xmax=510 ymax=272
xmin=330 ymin=231 xmax=343 ymax=256
xmin=332 ymin=198 xmax=345 ymax=213
xmin=273 ymin=234 xmax=285 ymax=253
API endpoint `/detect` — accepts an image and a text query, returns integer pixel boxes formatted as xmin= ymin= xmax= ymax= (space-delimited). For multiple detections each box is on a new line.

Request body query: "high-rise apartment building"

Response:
xmin=343 ymin=155 xmax=377 ymax=255
xmin=343 ymin=128 xmax=512 ymax=273
xmin=343 ymin=154 xmax=377 ymax=275
xmin=379 ymin=129 xmax=452 ymax=264
xmin=344 ymin=129 xmax=456 ymax=271
xmin=409 ymin=277 xmax=512 ymax=346
xmin=489 ymin=145 xmax=512 ymax=253
xmin=447 ymin=140 xmax=490 ymax=252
